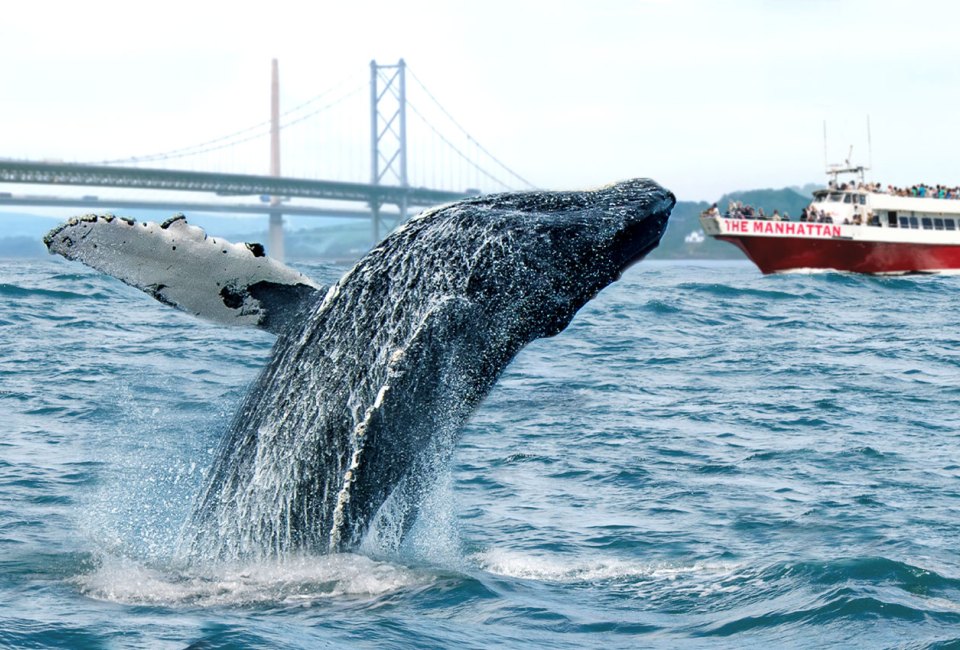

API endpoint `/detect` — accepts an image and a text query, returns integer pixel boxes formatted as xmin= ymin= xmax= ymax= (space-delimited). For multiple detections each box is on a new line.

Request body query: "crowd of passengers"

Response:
xmin=704 ymin=201 xmax=880 ymax=226
xmin=713 ymin=201 xmax=795 ymax=221
xmin=832 ymin=180 xmax=960 ymax=199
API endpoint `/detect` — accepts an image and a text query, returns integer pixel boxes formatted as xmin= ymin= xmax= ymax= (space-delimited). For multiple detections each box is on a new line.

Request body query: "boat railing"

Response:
xmin=829 ymin=182 xmax=960 ymax=200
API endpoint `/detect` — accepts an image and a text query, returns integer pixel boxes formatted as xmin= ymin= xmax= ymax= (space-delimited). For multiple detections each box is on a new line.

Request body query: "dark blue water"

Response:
xmin=3 ymin=257 xmax=960 ymax=648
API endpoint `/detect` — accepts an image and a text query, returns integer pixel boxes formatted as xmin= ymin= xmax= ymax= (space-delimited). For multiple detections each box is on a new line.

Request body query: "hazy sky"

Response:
xmin=2 ymin=0 xmax=959 ymax=202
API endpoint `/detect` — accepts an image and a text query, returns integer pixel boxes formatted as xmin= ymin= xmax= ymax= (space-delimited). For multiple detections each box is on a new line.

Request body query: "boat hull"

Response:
xmin=717 ymin=234 xmax=960 ymax=274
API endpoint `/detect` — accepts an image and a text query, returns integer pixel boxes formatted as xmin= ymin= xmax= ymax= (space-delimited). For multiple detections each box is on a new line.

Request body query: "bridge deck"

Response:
xmin=0 ymin=160 xmax=470 ymax=206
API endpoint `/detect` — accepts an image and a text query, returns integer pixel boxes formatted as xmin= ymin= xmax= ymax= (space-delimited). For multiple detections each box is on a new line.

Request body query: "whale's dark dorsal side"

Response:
xmin=182 ymin=179 xmax=675 ymax=559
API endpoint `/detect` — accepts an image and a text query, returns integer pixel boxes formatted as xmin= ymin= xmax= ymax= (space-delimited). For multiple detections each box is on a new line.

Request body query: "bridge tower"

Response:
xmin=369 ymin=59 xmax=408 ymax=242
xmin=269 ymin=58 xmax=285 ymax=261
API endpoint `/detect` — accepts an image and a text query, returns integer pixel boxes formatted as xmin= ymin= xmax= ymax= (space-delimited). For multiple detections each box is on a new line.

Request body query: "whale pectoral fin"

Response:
xmin=44 ymin=214 xmax=324 ymax=334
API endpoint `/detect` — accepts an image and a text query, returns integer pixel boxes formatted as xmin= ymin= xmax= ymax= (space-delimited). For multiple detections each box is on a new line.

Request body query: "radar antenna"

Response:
xmin=824 ymin=129 xmax=869 ymax=187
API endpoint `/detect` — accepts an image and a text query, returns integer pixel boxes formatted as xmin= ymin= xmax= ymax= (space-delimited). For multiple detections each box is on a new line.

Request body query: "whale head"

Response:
xmin=429 ymin=177 xmax=676 ymax=340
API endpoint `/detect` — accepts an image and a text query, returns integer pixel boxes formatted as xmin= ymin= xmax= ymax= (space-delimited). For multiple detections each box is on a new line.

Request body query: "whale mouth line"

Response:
xmin=616 ymin=210 xmax=672 ymax=272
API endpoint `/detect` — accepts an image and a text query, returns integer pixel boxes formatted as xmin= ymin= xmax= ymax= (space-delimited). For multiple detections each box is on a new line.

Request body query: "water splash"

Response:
xmin=76 ymin=553 xmax=429 ymax=608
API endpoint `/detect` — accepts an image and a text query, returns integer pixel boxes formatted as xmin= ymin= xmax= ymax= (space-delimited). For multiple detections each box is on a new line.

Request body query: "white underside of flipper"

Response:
xmin=44 ymin=214 xmax=322 ymax=332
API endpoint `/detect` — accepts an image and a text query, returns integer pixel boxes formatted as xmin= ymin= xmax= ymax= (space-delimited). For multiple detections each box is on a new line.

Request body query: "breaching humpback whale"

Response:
xmin=44 ymin=179 xmax=674 ymax=560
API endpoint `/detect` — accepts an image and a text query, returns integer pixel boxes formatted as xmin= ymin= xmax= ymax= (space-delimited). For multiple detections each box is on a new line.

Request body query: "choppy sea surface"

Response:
xmin=3 ymin=257 xmax=960 ymax=649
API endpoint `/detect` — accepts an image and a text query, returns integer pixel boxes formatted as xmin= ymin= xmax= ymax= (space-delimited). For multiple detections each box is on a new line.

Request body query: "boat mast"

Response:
xmin=823 ymin=121 xmax=828 ymax=171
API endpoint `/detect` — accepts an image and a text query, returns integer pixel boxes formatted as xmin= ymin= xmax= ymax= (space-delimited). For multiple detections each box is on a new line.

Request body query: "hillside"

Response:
xmin=648 ymin=186 xmax=815 ymax=260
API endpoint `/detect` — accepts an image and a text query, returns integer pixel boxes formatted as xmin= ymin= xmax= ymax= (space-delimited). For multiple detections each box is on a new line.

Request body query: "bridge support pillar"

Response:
xmin=268 ymin=59 xmax=285 ymax=262
xmin=370 ymin=59 xmax=408 ymax=245
xmin=269 ymin=212 xmax=284 ymax=262
xmin=371 ymin=203 xmax=381 ymax=243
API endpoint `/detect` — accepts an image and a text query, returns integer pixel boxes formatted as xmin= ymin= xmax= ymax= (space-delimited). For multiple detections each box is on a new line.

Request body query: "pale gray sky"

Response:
xmin=2 ymin=0 xmax=958 ymax=202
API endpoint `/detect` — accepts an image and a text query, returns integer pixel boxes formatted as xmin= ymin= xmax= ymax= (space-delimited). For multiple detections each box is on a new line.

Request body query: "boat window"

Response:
xmin=858 ymin=194 xmax=867 ymax=205
xmin=828 ymin=193 xmax=843 ymax=202
xmin=934 ymin=218 xmax=945 ymax=230
xmin=946 ymin=219 xmax=956 ymax=231
xmin=843 ymin=194 xmax=853 ymax=204
xmin=910 ymin=216 xmax=920 ymax=229
xmin=922 ymin=218 xmax=933 ymax=230
xmin=888 ymin=211 xmax=898 ymax=227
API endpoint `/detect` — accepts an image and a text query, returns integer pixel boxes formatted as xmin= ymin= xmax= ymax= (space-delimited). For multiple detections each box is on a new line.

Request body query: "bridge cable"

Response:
xmin=406 ymin=99 xmax=512 ymax=191
xmin=93 ymin=75 xmax=364 ymax=166
xmin=406 ymin=67 xmax=536 ymax=189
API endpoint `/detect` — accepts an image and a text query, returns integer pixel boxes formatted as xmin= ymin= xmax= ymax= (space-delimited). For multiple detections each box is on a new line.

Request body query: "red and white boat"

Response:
xmin=700 ymin=166 xmax=960 ymax=274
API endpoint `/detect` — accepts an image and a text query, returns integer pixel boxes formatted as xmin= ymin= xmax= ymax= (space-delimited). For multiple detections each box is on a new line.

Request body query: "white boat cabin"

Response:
xmin=810 ymin=188 xmax=960 ymax=232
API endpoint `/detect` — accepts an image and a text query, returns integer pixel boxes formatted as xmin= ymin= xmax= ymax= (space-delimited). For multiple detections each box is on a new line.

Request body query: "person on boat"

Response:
xmin=771 ymin=209 xmax=781 ymax=221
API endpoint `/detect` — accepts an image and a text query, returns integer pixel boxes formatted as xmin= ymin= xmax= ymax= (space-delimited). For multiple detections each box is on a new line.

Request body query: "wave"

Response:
xmin=641 ymin=299 xmax=683 ymax=315
xmin=762 ymin=556 xmax=960 ymax=592
xmin=0 ymin=283 xmax=95 ymax=301
xmin=473 ymin=548 xmax=740 ymax=585
xmin=473 ymin=551 xmax=960 ymax=629
xmin=688 ymin=557 xmax=960 ymax=638
xmin=675 ymin=282 xmax=810 ymax=302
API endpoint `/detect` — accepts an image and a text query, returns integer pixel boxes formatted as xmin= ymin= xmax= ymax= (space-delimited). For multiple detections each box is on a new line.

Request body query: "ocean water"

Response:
xmin=3 ymin=257 xmax=960 ymax=649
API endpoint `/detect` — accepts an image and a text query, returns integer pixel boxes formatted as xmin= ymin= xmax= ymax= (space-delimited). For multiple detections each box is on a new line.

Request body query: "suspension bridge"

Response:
xmin=0 ymin=59 xmax=534 ymax=261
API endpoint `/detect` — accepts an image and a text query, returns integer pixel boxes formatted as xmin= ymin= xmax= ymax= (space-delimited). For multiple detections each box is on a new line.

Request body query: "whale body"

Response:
xmin=45 ymin=179 xmax=674 ymax=560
